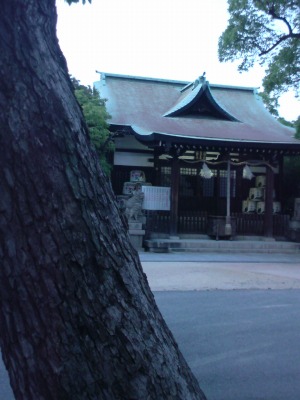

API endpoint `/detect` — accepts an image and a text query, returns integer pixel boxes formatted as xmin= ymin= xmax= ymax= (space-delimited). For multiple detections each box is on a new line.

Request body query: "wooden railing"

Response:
xmin=144 ymin=211 xmax=170 ymax=235
xmin=273 ymin=214 xmax=290 ymax=236
xmin=232 ymin=213 xmax=290 ymax=236
xmin=144 ymin=210 xmax=290 ymax=237
xmin=232 ymin=213 xmax=264 ymax=235
xmin=178 ymin=211 xmax=208 ymax=233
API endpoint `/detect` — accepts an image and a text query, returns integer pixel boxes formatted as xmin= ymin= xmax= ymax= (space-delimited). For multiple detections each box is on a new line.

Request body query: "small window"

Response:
xmin=180 ymin=167 xmax=197 ymax=176
xmin=160 ymin=166 xmax=171 ymax=187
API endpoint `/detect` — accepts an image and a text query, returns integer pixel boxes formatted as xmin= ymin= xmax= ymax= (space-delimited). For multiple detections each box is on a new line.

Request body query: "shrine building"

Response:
xmin=95 ymin=72 xmax=300 ymax=243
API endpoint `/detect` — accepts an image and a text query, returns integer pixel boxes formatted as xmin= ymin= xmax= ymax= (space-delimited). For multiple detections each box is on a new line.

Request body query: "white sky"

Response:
xmin=56 ymin=0 xmax=299 ymax=121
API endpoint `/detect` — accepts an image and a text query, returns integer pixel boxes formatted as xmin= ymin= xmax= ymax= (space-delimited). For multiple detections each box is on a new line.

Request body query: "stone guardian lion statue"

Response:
xmin=125 ymin=189 xmax=144 ymax=221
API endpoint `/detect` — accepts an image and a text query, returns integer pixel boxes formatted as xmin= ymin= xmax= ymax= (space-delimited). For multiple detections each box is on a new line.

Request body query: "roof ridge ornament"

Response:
xmin=192 ymin=72 xmax=206 ymax=90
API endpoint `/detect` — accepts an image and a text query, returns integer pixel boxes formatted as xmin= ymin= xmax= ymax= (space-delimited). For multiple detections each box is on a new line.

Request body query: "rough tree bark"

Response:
xmin=0 ymin=1 xmax=207 ymax=399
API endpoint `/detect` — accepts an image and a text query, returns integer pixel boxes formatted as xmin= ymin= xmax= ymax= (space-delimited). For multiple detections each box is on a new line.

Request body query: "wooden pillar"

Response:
xmin=264 ymin=165 xmax=274 ymax=237
xmin=170 ymin=156 xmax=180 ymax=237
xmin=153 ymin=149 xmax=160 ymax=186
xmin=236 ymin=165 xmax=243 ymax=205
xmin=277 ymin=155 xmax=284 ymax=201
xmin=225 ymin=159 xmax=232 ymax=235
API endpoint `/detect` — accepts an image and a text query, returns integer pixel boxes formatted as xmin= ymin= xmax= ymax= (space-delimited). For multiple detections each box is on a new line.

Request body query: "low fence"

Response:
xmin=144 ymin=211 xmax=170 ymax=235
xmin=178 ymin=211 xmax=208 ymax=233
xmin=144 ymin=210 xmax=290 ymax=237
xmin=232 ymin=213 xmax=290 ymax=236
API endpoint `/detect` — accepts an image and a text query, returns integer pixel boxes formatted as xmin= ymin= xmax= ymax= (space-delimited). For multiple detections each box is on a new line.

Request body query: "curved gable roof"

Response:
xmin=97 ymin=72 xmax=298 ymax=149
xmin=164 ymin=76 xmax=238 ymax=121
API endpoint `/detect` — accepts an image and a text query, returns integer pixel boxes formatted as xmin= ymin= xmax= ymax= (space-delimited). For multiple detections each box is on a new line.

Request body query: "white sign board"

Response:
xmin=142 ymin=186 xmax=170 ymax=211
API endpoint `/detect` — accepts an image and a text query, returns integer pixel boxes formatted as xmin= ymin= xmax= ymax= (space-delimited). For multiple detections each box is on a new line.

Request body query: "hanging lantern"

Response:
xmin=200 ymin=163 xmax=213 ymax=179
xmin=243 ymin=165 xmax=254 ymax=180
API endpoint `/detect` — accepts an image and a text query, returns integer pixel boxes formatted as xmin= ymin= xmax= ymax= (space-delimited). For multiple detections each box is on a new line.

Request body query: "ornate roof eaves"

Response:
xmin=163 ymin=78 xmax=207 ymax=117
xmin=204 ymin=85 xmax=240 ymax=122
xmin=164 ymin=78 xmax=239 ymax=121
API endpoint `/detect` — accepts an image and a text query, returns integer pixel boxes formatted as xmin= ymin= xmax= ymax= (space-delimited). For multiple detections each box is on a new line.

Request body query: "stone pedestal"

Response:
xmin=207 ymin=215 xmax=236 ymax=240
xmin=128 ymin=221 xmax=145 ymax=250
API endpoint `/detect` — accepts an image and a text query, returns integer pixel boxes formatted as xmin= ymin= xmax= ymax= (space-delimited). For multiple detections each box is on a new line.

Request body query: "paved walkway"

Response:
xmin=139 ymin=251 xmax=300 ymax=263
xmin=139 ymin=251 xmax=300 ymax=291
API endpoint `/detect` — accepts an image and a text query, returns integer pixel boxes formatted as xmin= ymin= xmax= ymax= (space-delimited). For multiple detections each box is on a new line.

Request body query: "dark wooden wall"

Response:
xmin=112 ymin=163 xmax=281 ymax=216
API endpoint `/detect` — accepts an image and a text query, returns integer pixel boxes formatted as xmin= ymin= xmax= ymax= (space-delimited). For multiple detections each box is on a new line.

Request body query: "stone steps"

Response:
xmin=144 ymin=237 xmax=300 ymax=254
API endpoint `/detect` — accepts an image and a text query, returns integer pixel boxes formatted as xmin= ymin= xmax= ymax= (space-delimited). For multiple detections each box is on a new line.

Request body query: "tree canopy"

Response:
xmin=72 ymin=78 xmax=113 ymax=175
xmin=218 ymin=0 xmax=300 ymax=116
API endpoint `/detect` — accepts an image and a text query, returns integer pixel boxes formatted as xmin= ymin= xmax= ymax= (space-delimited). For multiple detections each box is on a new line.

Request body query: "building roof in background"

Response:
xmin=96 ymin=72 xmax=299 ymax=150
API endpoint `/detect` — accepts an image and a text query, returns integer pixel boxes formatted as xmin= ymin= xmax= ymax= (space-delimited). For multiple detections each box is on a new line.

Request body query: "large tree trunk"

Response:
xmin=0 ymin=1 xmax=206 ymax=399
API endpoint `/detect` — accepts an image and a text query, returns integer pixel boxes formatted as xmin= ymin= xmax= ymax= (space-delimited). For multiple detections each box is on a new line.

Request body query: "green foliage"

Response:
xmin=282 ymin=115 xmax=300 ymax=140
xmin=262 ymin=38 xmax=300 ymax=111
xmin=219 ymin=0 xmax=300 ymax=116
xmin=259 ymin=92 xmax=280 ymax=116
xmin=275 ymin=114 xmax=300 ymax=139
xmin=277 ymin=116 xmax=294 ymax=127
xmin=72 ymin=78 xmax=113 ymax=175
xmin=295 ymin=116 xmax=300 ymax=139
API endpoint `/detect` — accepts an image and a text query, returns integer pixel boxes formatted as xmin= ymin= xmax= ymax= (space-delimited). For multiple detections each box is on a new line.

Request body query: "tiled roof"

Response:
xmin=96 ymin=72 xmax=298 ymax=148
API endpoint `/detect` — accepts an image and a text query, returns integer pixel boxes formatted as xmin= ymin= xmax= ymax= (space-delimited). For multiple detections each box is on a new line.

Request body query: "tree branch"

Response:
xmin=253 ymin=1 xmax=300 ymax=56
xmin=267 ymin=6 xmax=294 ymax=35
xmin=259 ymin=33 xmax=300 ymax=56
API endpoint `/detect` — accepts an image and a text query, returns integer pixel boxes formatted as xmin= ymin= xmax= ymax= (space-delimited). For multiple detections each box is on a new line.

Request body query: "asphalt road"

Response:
xmin=0 ymin=350 xmax=14 ymax=400
xmin=2 ymin=290 xmax=300 ymax=400
xmin=155 ymin=290 xmax=300 ymax=400
xmin=1 ymin=251 xmax=300 ymax=400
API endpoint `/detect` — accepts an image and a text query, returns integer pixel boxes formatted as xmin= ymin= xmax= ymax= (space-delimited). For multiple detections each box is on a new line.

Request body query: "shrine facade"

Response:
xmin=95 ymin=72 xmax=300 ymax=239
